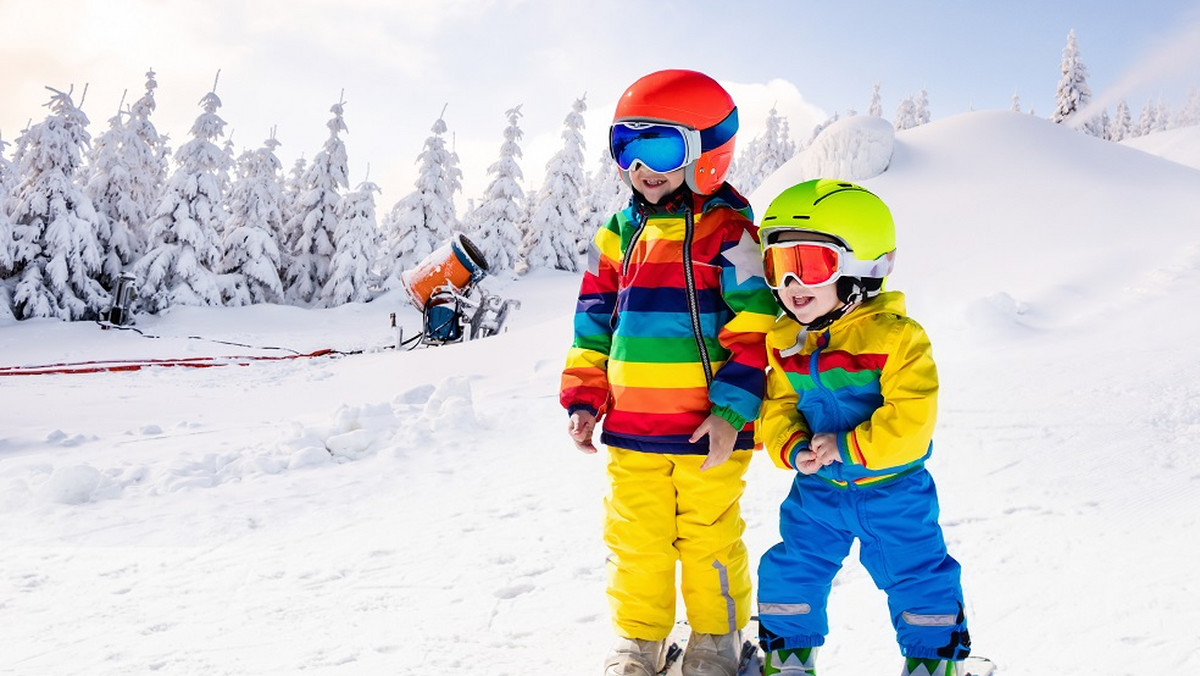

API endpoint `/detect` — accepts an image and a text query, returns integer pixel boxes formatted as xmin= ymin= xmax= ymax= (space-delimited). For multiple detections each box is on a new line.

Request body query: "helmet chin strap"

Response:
xmin=779 ymin=278 xmax=868 ymax=332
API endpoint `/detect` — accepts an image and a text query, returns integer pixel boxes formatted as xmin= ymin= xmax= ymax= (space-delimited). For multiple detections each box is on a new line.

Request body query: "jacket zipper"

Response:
xmin=621 ymin=218 xmax=647 ymax=278
xmin=683 ymin=206 xmax=713 ymax=386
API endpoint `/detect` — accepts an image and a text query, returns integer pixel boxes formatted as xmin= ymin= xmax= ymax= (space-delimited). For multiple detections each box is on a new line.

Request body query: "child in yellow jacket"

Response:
xmin=560 ymin=70 xmax=777 ymax=676
xmin=754 ymin=179 xmax=971 ymax=676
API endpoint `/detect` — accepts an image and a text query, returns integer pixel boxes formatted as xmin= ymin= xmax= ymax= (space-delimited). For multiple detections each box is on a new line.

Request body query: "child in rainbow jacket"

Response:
xmin=560 ymin=69 xmax=778 ymax=676
xmin=754 ymin=179 xmax=972 ymax=676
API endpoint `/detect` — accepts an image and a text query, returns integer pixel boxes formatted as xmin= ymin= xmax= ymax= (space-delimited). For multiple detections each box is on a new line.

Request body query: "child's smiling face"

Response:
xmin=629 ymin=164 xmax=685 ymax=204
xmin=778 ymin=278 xmax=841 ymax=325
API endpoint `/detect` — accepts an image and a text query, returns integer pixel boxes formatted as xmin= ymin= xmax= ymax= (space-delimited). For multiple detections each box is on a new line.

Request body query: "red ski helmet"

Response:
xmin=612 ymin=69 xmax=738 ymax=195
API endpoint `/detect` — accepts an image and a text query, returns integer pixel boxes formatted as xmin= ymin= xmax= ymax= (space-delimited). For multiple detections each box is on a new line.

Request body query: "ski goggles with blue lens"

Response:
xmin=609 ymin=108 xmax=739 ymax=173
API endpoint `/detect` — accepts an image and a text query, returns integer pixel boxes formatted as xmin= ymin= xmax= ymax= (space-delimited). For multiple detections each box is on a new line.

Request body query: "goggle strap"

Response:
xmin=699 ymin=107 xmax=738 ymax=151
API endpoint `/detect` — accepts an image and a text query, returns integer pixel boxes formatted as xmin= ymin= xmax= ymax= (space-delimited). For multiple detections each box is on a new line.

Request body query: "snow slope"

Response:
xmin=2 ymin=113 xmax=1199 ymax=675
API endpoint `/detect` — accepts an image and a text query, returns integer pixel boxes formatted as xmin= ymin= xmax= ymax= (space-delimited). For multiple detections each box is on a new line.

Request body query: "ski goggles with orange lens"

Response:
xmin=763 ymin=241 xmax=895 ymax=289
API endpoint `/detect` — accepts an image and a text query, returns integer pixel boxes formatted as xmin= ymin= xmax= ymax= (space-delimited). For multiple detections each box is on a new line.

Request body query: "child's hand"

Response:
xmin=796 ymin=433 xmax=841 ymax=474
xmin=568 ymin=411 xmax=598 ymax=453
xmin=691 ymin=414 xmax=738 ymax=471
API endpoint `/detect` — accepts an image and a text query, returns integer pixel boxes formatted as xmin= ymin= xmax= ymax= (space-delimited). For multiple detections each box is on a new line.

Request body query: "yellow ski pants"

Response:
xmin=604 ymin=446 xmax=753 ymax=640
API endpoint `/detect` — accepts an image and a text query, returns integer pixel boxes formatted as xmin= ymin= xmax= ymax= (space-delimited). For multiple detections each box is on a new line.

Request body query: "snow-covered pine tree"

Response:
xmin=914 ymin=89 xmax=931 ymax=126
xmin=134 ymin=82 xmax=228 ymax=313
xmin=1011 ymin=90 xmax=1022 ymax=113
xmin=868 ymin=83 xmax=883 ymax=117
xmin=277 ymin=156 xmax=306 ymax=275
xmin=7 ymin=87 xmax=107 ymax=320
xmin=124 ymin=68 xmax=170 ymax=245
xmin=1136 ymin=101 xmax=1157 ymax=137
xmin=894 ymin=98 xmax=918 ymax=130
xmin=1110 ymin=99 xmax=1132 ymax=141
xmin=0 ymin=133 xmax=15 ymax=317
xmin=1178 ymin=87 xmax=1200 ymax=128
xmin=524 ymin=95 xmax=588 ymax=273
xmin=728 ymin=135 xmax=762 ymax=192
xmin=465 ymin=105 xmax=526 ymax=274
xmin=1053 ymin=29 xmax=1104 ymax=137
xmin=283 ymin=99 xmax=349 ymax=304
xmin=222 ymin=133 xmax=286 ymax=305
xmin=318 ymin=180 xmax=380 ymax=307
xmin=1154 ymin=99 xmax=1172 ymax=132
xmin=379 ymin=109 xmax=462 ymax=287
xmin=580 ymin=147 xmax=628 ymax=243
xmin=1096 ymin=108 xmax=1112 ymax=140
xmin=85 ymin=96 xmax=146 ymax=293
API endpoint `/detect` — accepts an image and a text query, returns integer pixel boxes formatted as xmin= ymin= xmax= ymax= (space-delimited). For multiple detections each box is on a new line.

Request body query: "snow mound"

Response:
xmin=751 ymin=115 xmax=894 ymax=215
xmin=1121 ymin=125 xmax=1200 ymax=171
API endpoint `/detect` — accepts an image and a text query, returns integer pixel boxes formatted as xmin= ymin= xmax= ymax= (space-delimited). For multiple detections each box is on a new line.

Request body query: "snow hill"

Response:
xmin=2 ymin=112 xmax=1199 ymax=675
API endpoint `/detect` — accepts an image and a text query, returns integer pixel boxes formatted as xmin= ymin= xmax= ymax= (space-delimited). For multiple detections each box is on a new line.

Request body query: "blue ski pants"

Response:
xmin=756 ymin=468 xmax=970 ymax=660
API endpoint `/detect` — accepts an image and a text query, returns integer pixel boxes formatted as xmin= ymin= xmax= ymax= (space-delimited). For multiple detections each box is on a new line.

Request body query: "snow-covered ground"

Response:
xmin=3 ymin=112 xmax=1199 ymax=675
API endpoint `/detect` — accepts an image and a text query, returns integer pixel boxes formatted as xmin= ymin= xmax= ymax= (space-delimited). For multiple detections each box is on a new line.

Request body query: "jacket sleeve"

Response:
xmin=707 ymin=218 xmax=779 ymax=430
xmin=560 ymin=215 xmax=623 ymax=417
xmin=759 ymin=338 xmax=812 ymax=470
xmin=839 ymin=319 xmax=938 ymax=471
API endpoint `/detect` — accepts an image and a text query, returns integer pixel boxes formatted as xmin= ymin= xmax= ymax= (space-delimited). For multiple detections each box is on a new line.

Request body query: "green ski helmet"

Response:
xmin=760 ymin=179 xmax=896 ymax=327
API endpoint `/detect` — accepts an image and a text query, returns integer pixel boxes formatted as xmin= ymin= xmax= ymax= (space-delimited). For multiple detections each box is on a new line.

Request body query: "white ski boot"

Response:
xmin=604 ymin=637 xmax=667 ymax=676
xmin=681 ymin=630 xmax=741 ymax=676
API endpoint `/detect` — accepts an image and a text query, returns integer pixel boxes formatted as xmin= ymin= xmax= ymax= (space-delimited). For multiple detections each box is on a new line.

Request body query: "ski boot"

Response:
xmin=762 ymin=646 xmax=817 ymax=675
xmin=681 ymin=630 xmax=741 ymax=676
xmin=604 ymin=637 xmax=666 ymax=676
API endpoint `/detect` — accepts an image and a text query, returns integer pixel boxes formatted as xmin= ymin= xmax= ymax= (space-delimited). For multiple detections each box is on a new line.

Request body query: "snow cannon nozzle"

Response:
xmin=400 ymin=232 xmax=489 ymax=311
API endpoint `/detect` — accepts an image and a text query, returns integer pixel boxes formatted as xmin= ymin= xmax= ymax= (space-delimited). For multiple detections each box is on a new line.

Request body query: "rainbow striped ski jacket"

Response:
xmin=759 ymin=291 xmax=938 ymax=485
xmin=560 ymin=185 xmax=778 ymax=455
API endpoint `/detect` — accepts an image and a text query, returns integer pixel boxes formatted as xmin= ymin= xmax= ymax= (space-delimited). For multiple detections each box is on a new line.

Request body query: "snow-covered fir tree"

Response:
xmin=1154 ymin=99 xmax=1172 ymax=132
xmin=1110 ymin=100 xmax=1132 ymax=141
xmin=318 ymin=180 xmax=380 ymax=307
xmin=134 ymin=85 xmax=228 ymax=313
xmin=379 ymin=110 xmax=462 ymax=286
xmin=1053 ymin=29 xmax=1104 ymax=137
xmin=580 ymin=147 xmax=628 ymax=243
xmin=523 ymin=95 xmax=588 ymax=273
xmin=221 ymin=134 xmax=286 ymax=306
xmin=7 ymin=87 xmax=107 ymax=320
xmin=1011 ymin=91 xmax=1022 ymax=113
xmin=0 ymin=133 xmax=16 ymax=317
xmin=894 ymin=97 xmax=919 ymax=130
xmin=733 ymin=105 xmax=797 ymax=194
xmin=84 ymin=100 xmax=145 ymax=292
xmin=1096 ymin=108 xmax=1112 ymax=141
xmin=914 ymin=89 xmax=931 ymax=126
xmin=868 ymin=83 xmax=883 ymax=117
xmin=1136 ymin=101 xmax=1158 ymax=137
xmin=125 ymin=69 xmax=170 ymax=239
xmin=1178 ymin=87 xmax=1200 ymax=128
xmin=464 ymin=105 xmax=526 ymax=274
xmin=277 ymin=155 xmax=307 ymax=274
xmin=283 ymin=100 xmax=349 ymax=304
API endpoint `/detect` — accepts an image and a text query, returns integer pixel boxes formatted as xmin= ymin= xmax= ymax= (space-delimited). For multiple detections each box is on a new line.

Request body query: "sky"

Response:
xmin=2 ymin=0 xmax=1199 ymax=210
